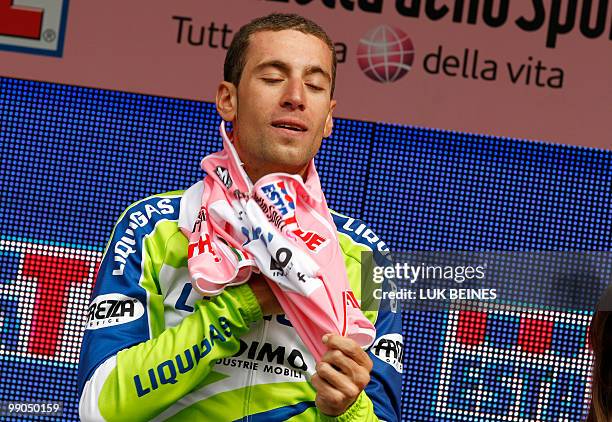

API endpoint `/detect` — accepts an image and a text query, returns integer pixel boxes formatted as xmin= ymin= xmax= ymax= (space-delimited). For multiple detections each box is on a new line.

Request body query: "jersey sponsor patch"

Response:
xmin=215 ymin=166 xmax=233 ymax=189
xmin=339 ymin=216 xmax=390 ymax=257
xmin=86 ymin=293 xmax=144 ymax=330
xmin=258 ymin=180 xmax=329 ymax=253
xmin=370 ymin=333 xmax=404 ymax=373
xmin=112 ymin=197 xmax=175 ymax=276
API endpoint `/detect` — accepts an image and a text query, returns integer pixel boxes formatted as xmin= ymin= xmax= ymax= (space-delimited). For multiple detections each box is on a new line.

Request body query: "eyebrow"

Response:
xmin=253 ymin=60 xmax=332 ymax=84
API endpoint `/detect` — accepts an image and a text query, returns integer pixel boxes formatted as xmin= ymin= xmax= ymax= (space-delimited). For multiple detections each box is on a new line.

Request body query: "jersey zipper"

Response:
xmin=243 ymin=316 xmax=271 ymax=420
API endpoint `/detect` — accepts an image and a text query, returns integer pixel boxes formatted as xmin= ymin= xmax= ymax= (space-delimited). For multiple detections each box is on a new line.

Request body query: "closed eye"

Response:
xmin=262 ymin=78 xmax=325 ymax=92
xmin=306 ymin=84 xmax=325 ymax=91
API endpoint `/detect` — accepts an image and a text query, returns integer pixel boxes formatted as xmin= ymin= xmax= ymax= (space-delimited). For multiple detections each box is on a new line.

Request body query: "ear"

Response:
xmin=323 ymin=99 xmax=337 ymax=138
xmin=216 ymin=81 xmax=238 ymax=122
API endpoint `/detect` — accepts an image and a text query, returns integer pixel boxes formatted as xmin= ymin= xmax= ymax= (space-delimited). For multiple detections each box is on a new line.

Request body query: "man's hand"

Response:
xmin=311 ymin=334 xmax=373 ymax=417
xmin=249 ymin=272 xmax=283 ymax=315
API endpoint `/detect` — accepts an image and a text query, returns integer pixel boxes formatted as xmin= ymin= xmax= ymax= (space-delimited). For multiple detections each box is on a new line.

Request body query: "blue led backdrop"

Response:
xmin=1 ymin=77 xmax=610 ymax=421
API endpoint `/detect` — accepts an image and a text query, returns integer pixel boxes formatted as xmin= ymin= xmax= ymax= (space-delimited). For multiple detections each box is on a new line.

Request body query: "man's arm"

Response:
xmin=362 ymin=301 xmax=403 ymax=421
xmin=328 ymin=212 xmax=404 ymax=421
xmin=311 ymin=334 xmax=373 ymax=417
xmin=312 ymin=303 xmax=403 ymax=422
xmin=79 ymin=286 xmax=262 ymax=421
xmin=77 ymin=195 xmax=265 ymax=421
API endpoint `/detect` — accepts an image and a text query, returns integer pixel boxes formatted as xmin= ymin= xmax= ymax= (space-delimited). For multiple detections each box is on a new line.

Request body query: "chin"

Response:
xmin=268 ymin=147 xmax=310 ymax=171
xmin=272 ymin=160 xmax=307 ymax=175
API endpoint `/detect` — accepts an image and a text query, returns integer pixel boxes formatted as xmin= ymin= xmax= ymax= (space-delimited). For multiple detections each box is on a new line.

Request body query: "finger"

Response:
xmin=316 ymin=361 xmax=361 ymax=400
xmin=321 ymin=349 xmax=371 ymax=389
xmin=312 ymin=369 xmax=349 ymax=411
xmin=323 ymin=334 xmax=372 ymax=369
xmin=320 ymin=348 xmax=360 ymax=376
xmin=310 ymin=373 xmax=322 ymax=391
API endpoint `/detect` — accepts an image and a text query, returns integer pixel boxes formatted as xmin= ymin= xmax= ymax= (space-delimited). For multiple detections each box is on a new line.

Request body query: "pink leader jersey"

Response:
xmin=178 ymin=121 xmax=376 ymax=363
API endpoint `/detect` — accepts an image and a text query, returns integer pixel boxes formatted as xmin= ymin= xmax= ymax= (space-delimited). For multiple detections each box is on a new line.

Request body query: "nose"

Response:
xmin=280 ymin=78 xmax=306 ymax=111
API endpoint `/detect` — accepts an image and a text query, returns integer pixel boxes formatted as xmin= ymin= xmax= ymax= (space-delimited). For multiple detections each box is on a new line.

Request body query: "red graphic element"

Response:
xmin=341 ymin=290 xmax=361 ymax=336
xmin=0 ymin=0 xmax=44 ymax=39
xmin=518 ymin=317 xmax=553 ymax=354
xmin=456 ymin=310 xmax=487 ymax=345
xmin=345 ymin=290 xmax=360 ymax=309
xmin=277 ymin=181 xmax=294 ymax=209
xmin=357 ymin=25 xmax=415 ymax=83
xmin=188 ymin=234 xmax=221 ymax=262
xmin=23 ymin=253 xmax=90 ymax=356
xmin=285 ymin=217 xmax=327 ymax=252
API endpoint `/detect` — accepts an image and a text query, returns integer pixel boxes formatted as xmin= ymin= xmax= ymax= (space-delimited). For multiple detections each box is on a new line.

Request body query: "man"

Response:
xmin=78 ymin=13 xmax=402 ymax=421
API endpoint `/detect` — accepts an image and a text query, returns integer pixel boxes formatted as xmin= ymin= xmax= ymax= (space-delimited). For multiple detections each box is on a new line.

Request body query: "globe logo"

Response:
xmin=357 ymin=25 xmax=415 ymax=83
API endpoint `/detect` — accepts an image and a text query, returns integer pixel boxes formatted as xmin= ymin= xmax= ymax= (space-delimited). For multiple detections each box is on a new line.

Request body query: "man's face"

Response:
xmin=218 ymin=29 xmax=336 ymax=181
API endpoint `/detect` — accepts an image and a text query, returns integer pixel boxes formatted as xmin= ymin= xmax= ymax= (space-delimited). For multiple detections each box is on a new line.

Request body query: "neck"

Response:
xmin=240 ymin=160 xmax=309 ymax=184
xmin=226 ymin=127 xmax=310 ymax=183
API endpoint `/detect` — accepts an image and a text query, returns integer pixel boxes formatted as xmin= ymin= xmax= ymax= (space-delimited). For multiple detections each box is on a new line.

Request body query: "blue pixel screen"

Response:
xmin=1 ymin=77 xmax=611 ymax=421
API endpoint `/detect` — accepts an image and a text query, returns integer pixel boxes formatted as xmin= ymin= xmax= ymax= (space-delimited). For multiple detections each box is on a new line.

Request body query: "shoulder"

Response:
xmin=109 ymin=190 xmax=185 ymax=246
xmin=102 ymin=190 xmax=187 ymax=277
xmin=330 ymin=209 xmax=390 ymax=264
xmin=116 ymin=190 xmax=184 ymax=225
xmin=115 ymin=179 xmax=204 ymax=232
xmin=330 ymin=210 xmax=395 ymax=326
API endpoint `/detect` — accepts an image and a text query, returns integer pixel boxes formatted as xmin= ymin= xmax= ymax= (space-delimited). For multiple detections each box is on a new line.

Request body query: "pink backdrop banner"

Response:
xmin=1 ymin=0 xmax=611 ymax=149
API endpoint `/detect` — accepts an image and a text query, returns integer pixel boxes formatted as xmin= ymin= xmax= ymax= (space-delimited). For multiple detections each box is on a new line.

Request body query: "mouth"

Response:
xmin=270 ymin=120 xmax=308 ymax=132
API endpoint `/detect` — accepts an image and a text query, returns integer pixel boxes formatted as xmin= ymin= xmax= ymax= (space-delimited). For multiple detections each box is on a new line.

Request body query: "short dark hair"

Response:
xmin=224 ymin=13 xmax=337 ymax=97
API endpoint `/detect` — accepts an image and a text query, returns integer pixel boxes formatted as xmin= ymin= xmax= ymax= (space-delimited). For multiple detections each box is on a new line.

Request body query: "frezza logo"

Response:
xmin=357 ymin=25 xmax=415 ymax=83
xmin=86 ymin=293 xmax=145 ymax=330
xmin=0 ymin=0 xmax=69 ymax=56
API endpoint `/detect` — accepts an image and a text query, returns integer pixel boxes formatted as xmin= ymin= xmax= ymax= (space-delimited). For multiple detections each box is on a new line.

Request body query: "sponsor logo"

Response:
xmin=270 ymin=0 xmax=612 ymax=49
xmin=341 ymin=217 xmax=390 ymax=256
xmin=213 ymin=318 xmax=312 ymax=380
xmin=233 ymin=339 xmax=308 ymax=371
xmin=214 ymin=337 xmax=309 ymax=380
xmin=289 ymin=224 xmax=328 ymax=253
xmin=86 ymin=293 xmax=144 ymax=330
xmin=357 ymin=25 xmax=415 ymax=83
xmin=134 ymin=316 xmax=232 ymax=396
xmin=187 ymin=233 xmax=220 ymax=262
xmin=215 ymin=166 xmax=232 ymax=189
xmin=269 ymin=247 xmax=293 ymax=277
xmin=192 ymin=206 xmax=206 ymax=233
xmin=436 ymin=304 xmax=591 ymax=420
xmin=0 ymin=0 xmax=69 ymax=57
xmin=261 ymin=181 xmax=295 ymax=216
xmin=370 ymin=333 xmax=404 ymax=373
xmin=253 ymin=192 xmax=289 ymax=231
xmin=112 ymin=198 xmax=175 ymax=276
xmin=258 ymin=181 xmax=329 ymax=253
